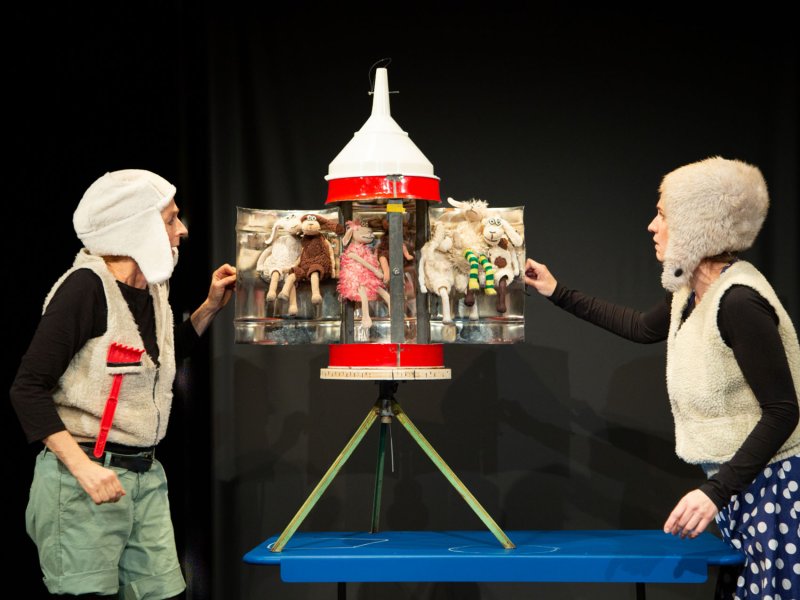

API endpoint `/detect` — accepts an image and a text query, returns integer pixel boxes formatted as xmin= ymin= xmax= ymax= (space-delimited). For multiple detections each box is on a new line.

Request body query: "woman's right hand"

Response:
xmin=524 ymin=258 xmax=557 ymax=297
xmin=74 ymin=461 xmax=127 ymax=505
xmin=44 ymin=431 xmax=126 ymax=504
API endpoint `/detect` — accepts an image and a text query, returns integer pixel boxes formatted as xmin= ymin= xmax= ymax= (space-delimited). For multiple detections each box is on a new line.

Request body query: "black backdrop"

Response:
xmin=7 ymin=4 xmax=797 ymax=599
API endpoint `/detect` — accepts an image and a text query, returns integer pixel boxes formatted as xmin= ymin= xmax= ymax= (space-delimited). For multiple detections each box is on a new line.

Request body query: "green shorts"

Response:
xmin=25 ymin=448 xmax=186 ymax=599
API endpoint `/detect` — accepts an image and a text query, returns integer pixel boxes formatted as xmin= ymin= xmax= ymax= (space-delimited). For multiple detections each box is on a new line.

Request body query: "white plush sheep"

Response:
xmin=439 ymin=197 xmax=496 ymax=305
xmin=256 ymin=213 xmax=303 ymax=314
xmin=481 ymin=216 xmax=523 ymax=313
xmin=418 ymin=221 xmax=476 ymax=324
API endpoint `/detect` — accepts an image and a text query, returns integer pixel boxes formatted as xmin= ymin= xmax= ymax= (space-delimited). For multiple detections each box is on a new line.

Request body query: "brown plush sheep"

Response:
xmin=278 ymin=214 xmax=344 ymax=306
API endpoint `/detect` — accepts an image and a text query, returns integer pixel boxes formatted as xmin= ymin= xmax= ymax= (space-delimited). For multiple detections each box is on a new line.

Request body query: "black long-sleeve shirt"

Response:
xmin=10 ymin=269 xmax=200 ymax=444
xmin=549 ymin=283 xmax=799 ymax=509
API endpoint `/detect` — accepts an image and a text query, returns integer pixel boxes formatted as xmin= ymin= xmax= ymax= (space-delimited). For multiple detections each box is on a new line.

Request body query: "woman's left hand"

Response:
xmin=208 ymin=263 xmax=237 ymax=310
xmin=663 ymin=489 xmax=718 ymax=539
xmin=190 ymin=263 xmax=237 ymax=336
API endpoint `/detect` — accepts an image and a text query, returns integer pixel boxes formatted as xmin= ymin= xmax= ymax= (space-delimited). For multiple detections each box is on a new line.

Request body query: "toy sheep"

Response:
xmin=440 ymin=197 xmax=495 ymax=304
xmin=278 ymin=214 xmax=344 ymax=306
xmin=418 ymin=221 xmax=475 ymax=324
xmin=337 ymin=220 xmax=390 ymax=331
xmin=256 ymin=213 xmax=303 ymax=315
xmin=481 ymin=216 xmax=523 ymax=313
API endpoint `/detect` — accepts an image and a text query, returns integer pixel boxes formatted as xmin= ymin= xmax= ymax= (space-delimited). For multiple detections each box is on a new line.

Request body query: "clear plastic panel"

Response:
xmin=234 ymin=201 xmax=525 ymax=345
xmin=235 ymin=207 xmax=343 ymax=345
xmin=424 ymin=203 xmax=525 ymax=344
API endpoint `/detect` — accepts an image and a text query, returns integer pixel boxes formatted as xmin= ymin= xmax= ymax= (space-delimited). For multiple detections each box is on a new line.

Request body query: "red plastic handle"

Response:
xmin=93 ymin=374 xmax=123 ymax=458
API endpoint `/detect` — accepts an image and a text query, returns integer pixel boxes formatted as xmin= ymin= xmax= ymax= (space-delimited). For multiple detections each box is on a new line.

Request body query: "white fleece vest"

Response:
xmin=667 ymin=260 xmax=800 ymax=465
xmin=44 ymin=250 xmax=176 ymax=447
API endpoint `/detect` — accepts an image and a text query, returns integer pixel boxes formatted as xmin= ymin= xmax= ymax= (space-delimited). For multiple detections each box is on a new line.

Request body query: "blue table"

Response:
xmin=243 ymin=529 xmax=745 ymax=598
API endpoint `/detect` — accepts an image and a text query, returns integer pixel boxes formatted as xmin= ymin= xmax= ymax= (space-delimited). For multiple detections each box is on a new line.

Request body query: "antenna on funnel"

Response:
xmin=368 ymin=58 xmax=393 ymax=96
xmin=325 ymin=62 xmax=440 ymax=203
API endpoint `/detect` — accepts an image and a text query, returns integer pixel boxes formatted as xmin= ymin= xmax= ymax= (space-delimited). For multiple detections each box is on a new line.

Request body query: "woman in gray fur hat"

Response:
xmin=10 ymin=169 xmax=237 ymax=599
xmin=524 ymin=156 xmax=799 ymax=599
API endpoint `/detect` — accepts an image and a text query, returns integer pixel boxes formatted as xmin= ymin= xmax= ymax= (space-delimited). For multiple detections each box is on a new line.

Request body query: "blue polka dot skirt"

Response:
xmin=715 ymin=455 xmax=800 ymax=600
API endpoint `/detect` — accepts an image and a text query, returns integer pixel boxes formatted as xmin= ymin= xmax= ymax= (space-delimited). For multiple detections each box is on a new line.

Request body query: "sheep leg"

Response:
xmin=266 ymin=271 xmax=280 ymax=302
xmin=288 ymin=283 xmax=298 ymax=316
xmin=359 ymin=286 xmax=372 ymax=330
xmin=465 ymin=249 xmax=481 ymax=290
xmin=495 ymin=278 xmax=508 ymax=314
xmin=310 ymin=272 xmax=323 ymax=305
xmin=377 ymin=287 xmax=391 ymax=312
xmin=438 ymin=288 xmax=453 ymax=324
xmin=402 ymin=271 xmax=415 ymax=316
xmin=403 ymin=268 xmax=416 ymax=300
xmin=468 ymin=301 xmax=480 ymax=321
xmin=278 ymin=272 xmax=296 ymax=300
xmin=480 ymin=254 xmax=496 ymax=295
xmin=379 ymin=256 xmax=390 ymax=285
xmin=464 ymin=287 xmax=475 ymax=307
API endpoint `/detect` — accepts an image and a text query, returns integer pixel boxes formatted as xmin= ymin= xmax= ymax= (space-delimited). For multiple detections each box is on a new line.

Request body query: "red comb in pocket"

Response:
xmin=93 ymin=343 xmax=145 ymax=458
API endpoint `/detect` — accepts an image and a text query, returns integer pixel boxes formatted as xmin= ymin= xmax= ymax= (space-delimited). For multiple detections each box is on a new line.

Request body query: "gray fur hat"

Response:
xmin=73 ymin=169 xmax=177 ymax=284
xmin=659 ymin=156 xmax=769 ymax=292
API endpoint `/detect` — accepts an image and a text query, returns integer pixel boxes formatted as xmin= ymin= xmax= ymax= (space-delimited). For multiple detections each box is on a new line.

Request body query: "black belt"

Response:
xmin=79 ymin=442 xmax=155 ymax=473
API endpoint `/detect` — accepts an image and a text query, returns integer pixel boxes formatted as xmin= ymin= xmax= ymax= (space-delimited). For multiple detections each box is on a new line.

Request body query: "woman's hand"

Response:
xmin=191 ymin=263 xmax=237 ymax=335
xmin=663 ymin=489 xmax=718 ymax=539
xmin=206 ymin=263 xmax=237 ymax=311
xmin=523 ymin=258 xmax=557 ymax=297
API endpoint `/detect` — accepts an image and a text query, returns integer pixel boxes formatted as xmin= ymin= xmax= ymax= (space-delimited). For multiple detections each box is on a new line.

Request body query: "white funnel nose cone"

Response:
xmin=326 ymin=68 xmax=437 ymax=180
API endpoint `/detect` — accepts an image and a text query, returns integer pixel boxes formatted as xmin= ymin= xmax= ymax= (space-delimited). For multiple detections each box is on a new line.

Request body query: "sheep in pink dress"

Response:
xmin=337 ymin=221 xmax=390 ymax=330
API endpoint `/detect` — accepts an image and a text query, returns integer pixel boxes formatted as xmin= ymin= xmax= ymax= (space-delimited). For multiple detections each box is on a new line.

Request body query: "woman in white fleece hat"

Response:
xmin=10 ymin=169 xmax=237 ymax=599
xmin=524 ymin=156 xmax=799 ymax=599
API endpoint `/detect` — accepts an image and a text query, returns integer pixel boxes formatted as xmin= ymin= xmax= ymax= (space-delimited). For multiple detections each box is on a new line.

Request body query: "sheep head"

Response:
xmin=265 ymin=213 xmax=302 ymax=244
xmin=300 ymin=214 xmax=344 ymax=236
xmin=481 ymin=215 xmax=523 ymax=247
xmin=447 ymin=197 xmax=489 ymax=222
xmin=342 ymin=220 xmax=375 ymax=246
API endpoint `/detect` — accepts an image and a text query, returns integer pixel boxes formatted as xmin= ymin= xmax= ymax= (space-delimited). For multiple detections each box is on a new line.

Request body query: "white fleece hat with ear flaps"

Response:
xmin=73 ymin=169 xmax=177 ymax=284
xmin=659 ymin=156 xmax=769 ymax=292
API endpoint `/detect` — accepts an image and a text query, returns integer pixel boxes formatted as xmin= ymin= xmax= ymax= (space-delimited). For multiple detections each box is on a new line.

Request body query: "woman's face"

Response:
xmin=161 ymin=198 xmax=188 ymax=247
xmin=648 ymin=199 xmax=669 ymax=262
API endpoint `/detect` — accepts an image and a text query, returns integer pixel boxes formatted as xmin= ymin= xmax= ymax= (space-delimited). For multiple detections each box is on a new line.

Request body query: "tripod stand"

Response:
xmin=270 ymin=375 xmax=514 ymax=553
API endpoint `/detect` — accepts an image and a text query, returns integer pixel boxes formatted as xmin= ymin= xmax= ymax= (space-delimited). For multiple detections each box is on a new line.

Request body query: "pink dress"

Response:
xmin=337 ymin=243 xmax=384 ymax=301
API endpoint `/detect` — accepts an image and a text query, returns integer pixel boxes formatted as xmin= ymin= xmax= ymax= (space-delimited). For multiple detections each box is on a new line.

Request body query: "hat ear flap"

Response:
xmin=74 ymin=170 xmax=175 ymax=284
xmin=661 ymin=261 xmax=692 ymax=292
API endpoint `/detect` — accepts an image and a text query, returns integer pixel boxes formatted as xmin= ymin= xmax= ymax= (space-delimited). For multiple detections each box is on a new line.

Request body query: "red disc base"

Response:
xmin=328 ymin=343 xmax=444 ymax=368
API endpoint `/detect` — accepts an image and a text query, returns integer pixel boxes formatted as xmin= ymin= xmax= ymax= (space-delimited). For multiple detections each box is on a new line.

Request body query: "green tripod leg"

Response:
xmin=370 ymin=417 xmax=389 ymax=533
xmin=370 ymin=381 xmax=396 ymax=533
xmin=270 ymin=400 xmax=380 ymax=553
xmin=391 ymin=398 xmax=515 ymax=549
